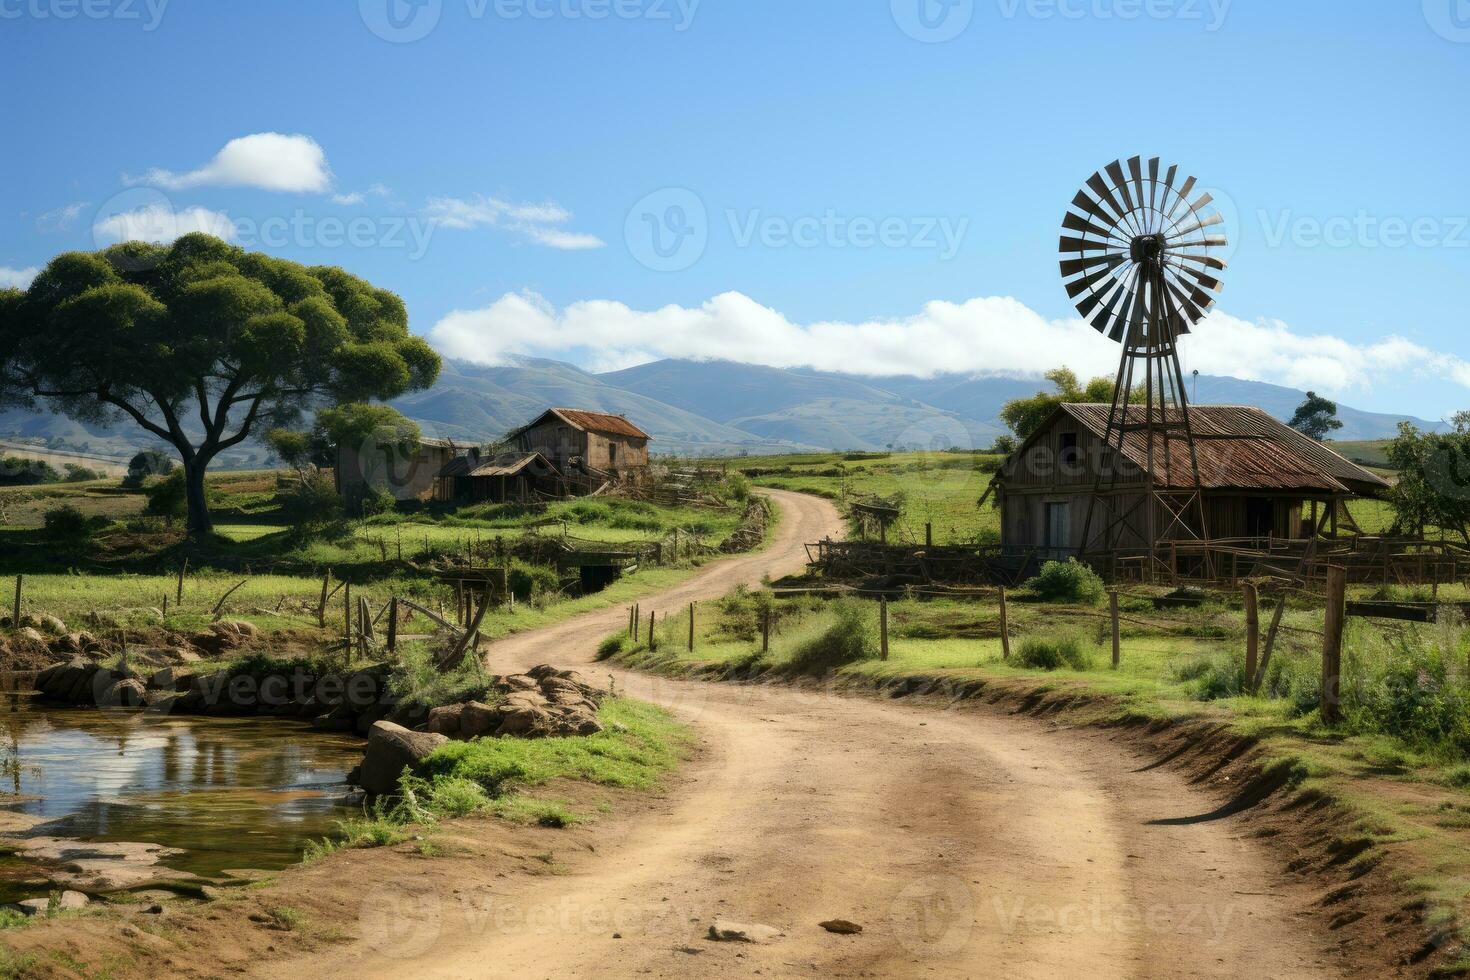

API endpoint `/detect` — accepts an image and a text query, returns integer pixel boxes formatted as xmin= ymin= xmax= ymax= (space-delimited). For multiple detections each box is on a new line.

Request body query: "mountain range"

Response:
xmin=0 ymin=356 xmax=1442 ymax=463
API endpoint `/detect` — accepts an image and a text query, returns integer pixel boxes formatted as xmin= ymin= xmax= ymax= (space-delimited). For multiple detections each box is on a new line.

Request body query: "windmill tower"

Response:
xmin=1058 ymin=156 xmax=1227 ymax=580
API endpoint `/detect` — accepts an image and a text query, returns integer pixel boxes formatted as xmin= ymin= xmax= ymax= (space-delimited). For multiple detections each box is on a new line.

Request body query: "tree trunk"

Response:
xmin=184 ymin=460 xmax=213 ymax=536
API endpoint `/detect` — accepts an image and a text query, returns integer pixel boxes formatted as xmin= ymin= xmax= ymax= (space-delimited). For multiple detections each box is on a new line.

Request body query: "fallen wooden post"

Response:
xmin=439 ymin=591 xmax=491 ymax=671
xmin=211 ymin=580 xmax=248 ymax=618
xmin=1321 ymin=566 xmax=1346 ymax=724
xmin=1253 ymin=595 xmax=1288 ymax=693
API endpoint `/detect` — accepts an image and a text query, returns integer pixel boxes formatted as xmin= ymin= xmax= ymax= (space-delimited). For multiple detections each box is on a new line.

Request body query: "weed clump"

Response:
xmin=1023 ymin=559 xmax=1105 ymax=606
xmin=785 ymin=600 xmax=879 ymax=674
xmin=1016 ymin=634 xmax=1095 ymax=671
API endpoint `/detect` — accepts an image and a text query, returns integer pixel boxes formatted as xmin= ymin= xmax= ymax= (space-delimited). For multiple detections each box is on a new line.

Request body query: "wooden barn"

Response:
xmin=507 ymin=408 xmax=651 ymax=489
xmin=435 ymin=450 xmax=563 ymax=503
xmin=336 ymin=436 xmax=459 ymax=504
xmin=993 ymin=404 xmax=1390 ymax=559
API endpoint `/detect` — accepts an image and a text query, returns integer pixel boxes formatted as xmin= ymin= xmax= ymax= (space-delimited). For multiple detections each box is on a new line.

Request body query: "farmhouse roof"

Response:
xmin=523 ymin=408 xmax=651 ymax=440
xmin=1037 ymin=403 xmax=1390 ymax=496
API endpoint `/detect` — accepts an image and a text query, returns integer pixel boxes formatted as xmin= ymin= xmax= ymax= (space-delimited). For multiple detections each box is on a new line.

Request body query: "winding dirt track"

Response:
xmin=299 ymin=490 xmax=1346 ymax=979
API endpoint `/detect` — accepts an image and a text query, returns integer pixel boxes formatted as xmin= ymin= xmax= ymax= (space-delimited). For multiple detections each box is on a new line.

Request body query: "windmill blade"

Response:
xmin=1168 ymin=262 xmax=1223 ymax=293
xmin=1165 ymin=175 xmax=1198 ymax=221
xmin=1128 ymin=156 xmax=1147 ymax=219
xmin=1071 ymin=190 xmax=1116 ymax=227
xmin=1062 ymin=211 xmax=1123 ymax=241
xmin=1064 ymin=261 xmax=1124 ymax=299
xmin=1093 ymin=267 xmax=1137 ymax=337
xmin=1107 ymin=283 xmax=1136 ymax=342
xmin=1169 ymin=235 xmax=1228 ymax=249
xmin=1086 ymin=172 xmax=1128 ymax=226
xmin=1059 ymin=235 xmax=1117 ymax=253
xmin=1168 ymin=211 xmax=1224 ymax=239
xmin=1106 ymin=160 xmax=1135 ymax=214
xmin=1060 ymin=252 xmax=1125 ymax=277
xmin=1147 ymin=157 xmax=1161 ymax=216
xmin=1174 ymin=252 xmax=1228 ymax=271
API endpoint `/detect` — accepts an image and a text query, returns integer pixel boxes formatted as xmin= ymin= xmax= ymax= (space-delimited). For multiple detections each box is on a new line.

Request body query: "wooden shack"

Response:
xmin=435 ymin=450 xmax=563 ymax=503
xmin=336 ymin=436 xmax=458 ymax=504
xmin=992 ymin=404 xmax=1390 ymax=558
xmin=508 ymin=408 xmax=651 ymax=490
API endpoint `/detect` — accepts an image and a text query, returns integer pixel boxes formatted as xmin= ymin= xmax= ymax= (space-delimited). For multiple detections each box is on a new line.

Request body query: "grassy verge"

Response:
xmin=304 ymin=698 xmax=690 ymax=859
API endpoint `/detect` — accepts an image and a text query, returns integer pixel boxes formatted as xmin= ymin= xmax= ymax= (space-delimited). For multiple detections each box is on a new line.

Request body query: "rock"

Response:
xmin=356 ymin=721 xmax=448 ymax=796
xmin=459 ymin=701 xmax=500 ymax=738
xmin=494 ymin=704 xmax=556 ymax=738
xmin=708 ymin=919 xmax=784 ymax=944
xmin=98 ymin=677 xmax=147 ymax=708
xmin=36 ymin=615 xmax=66 ymax=635
xmin=186 ymin=620 xmax=260 ymax=656
xmin=50 ymin=631 xmax=100 ymax=656
xmin=819 ymin=919 xmax=862 ymax=935
xmin=498 ymin=674 xmax=539 ymax=693
xmin=147 ymin=665 xmax=198 ymax=692
xmin=426 ymin=704 xmax=464 ymax=737
xmin=561 ymin=708 xmax=603 ymax=736
xmin=7 ymin=838 xmax=188 ymax=892
xmin=14 ymin=627 xmax=46 ymax=648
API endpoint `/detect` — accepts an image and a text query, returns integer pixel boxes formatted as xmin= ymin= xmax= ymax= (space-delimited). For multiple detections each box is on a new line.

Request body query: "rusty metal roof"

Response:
xmin=438 ymin=451 xmax=557 ymax=479
xmin=1058 ymin=404 xmax=1391 ymax=494
xmin=539 ymin=408 xmax=650 ymax=439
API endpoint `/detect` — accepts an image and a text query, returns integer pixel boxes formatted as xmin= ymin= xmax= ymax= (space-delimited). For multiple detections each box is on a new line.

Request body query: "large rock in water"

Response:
xmin=357 ymin=721 xmax=448 ymax=796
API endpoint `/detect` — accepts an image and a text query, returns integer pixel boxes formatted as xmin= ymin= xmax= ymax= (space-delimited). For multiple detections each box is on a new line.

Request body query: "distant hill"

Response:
xmin=0 ymin=354 xmax=1442 ymax=464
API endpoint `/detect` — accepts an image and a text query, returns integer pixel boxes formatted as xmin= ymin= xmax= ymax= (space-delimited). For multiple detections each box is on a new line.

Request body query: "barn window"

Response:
xmin=1059 ymin=432 xmax=1079 ymax=467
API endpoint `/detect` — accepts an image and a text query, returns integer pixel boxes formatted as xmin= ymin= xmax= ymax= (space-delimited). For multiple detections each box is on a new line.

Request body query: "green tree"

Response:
xmin=0 ymin=235 xmax=439 ymax=534
xmin=1288 ymin=391 xmax=1343 ymax=441
xmin=1385 ymin=422 xmax=1470 ymax=544
xmin=999 ymin=368 xmax=1121 ymax=441
xmin=123 ymin=449 xmax=176 ymax=487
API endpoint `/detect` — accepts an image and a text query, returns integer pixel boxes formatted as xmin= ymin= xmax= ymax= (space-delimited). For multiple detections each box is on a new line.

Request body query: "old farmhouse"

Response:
xmin=336 ymin=435 xmax=459 ymax=504
xmin=435 ymin=449 xmax=564 ymax=503
xmin=506 ymin=408 xmax=651 ymax=488
xmin=993 ymin=404 xmax=1390 ymax=559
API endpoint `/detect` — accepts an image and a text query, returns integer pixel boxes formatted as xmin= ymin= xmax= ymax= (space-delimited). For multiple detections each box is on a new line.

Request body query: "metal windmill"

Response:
xmin=1058 ymin=156 xmax=1228 ymax=579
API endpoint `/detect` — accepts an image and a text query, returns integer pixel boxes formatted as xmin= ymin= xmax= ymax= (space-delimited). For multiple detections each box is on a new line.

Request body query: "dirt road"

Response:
xmin=293 ymin=490 xmax=1346 ymax=979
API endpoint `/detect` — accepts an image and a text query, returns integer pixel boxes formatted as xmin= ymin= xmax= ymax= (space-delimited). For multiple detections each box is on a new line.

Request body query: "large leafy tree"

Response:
xmin=1288 ymin=391 xmax=1343 ymax=441
xmin=0 ymin=234 xmax=439 ymax=534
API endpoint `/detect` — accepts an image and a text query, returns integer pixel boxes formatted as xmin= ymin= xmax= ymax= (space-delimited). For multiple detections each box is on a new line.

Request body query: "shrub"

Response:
xmin=388 ymin=642 xmax=496 ymax=714
xmin=1342 ymin=621 xmax=1470 ymax=754
xmin=42 ymin=505 xmax=105 ymax=543
xmin=0 ymin=456 xmax=60 ymax=486
xmin=345 ymin=483 xmax=397 ymax=518
xmin=123 ymin=449 xmax=176 ymax=489
xmin=1170 ymin=652 xmax=1246 ymax=700
xmin=508 ymin=561 xmax=560 ymax=601
xmin=62 ymin=464 xmax=102 ymax=482
xmin=1017 ymin=634 xmax=1094 ymax=671
xmin=596 ymin=634 xmax=628 ymax=661
xmin=725 ymin=472 xmax=751 ymax=502
xmin=144 ymin=469 xmax=187 ymax=518
xmin=785 ymin=599 xmax=878 ymax=674
xmin=277 ymin=471 xmax=348 ymax=540
xmin=1024 ymin=559 xmax=1105 ymax=605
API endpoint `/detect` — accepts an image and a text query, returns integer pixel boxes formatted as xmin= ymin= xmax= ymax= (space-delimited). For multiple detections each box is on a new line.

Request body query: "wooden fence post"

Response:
xmin=998 ymin=586 xmax=1011 ymax=661
xmin=688 ymin=602 xmax=696 ymax=652
xmin=318 ymin=572 xmax=331 ymax=628
xmin=649 ymin=610 xmax=657 ymax=652
xmin=162 ymin=595 xmax=168 ymax=618
xmin=1109 ymin=589 xmax=1121 ymax=669
xmin=880 ymin=597 xmax=890 ymax=661
xmin=387 ymin=597 xmax=398 ymax=653
xmin=11 ymin=575 xmax=20 ymax=627
xmin=1243 ymin=582 xmax=1259 ymax=693
xmin=925 ymin=523 xmax=933 ymax=548
xmin=629 ymin=605 xmax=636 ymax=638
xmin=761 ymin=607 xmax=771 ymax=654
xmin=1321 ymin=565 xmax=1347 ymax=724
xmin=176 ymin=559 xmax=187 ymax=604
xmin=343 ymin=583 xmax=352 ymax=653
xmin=633 ymin=604 xmax=640 ymax=641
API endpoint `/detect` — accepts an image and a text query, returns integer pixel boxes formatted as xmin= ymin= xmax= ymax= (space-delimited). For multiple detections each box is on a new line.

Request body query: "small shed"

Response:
xmin=336 ymin=436 xmax=458 ymax=504
xmin=436 ymin=450 xmax=563 ymax=503
xmin=992 ymin=403 xmax=1390 ymax=557
xmin=508 ymin=408 xmax=651 ymax=488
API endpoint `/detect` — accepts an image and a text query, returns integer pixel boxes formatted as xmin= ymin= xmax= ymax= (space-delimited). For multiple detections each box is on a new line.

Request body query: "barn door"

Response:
xmin=1045 ymin=501 xmax=1071 ymax=558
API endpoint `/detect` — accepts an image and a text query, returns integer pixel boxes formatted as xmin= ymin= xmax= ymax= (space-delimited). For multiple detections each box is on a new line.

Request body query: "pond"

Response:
xmin=0 ymin=704 xmax=363 ymax=904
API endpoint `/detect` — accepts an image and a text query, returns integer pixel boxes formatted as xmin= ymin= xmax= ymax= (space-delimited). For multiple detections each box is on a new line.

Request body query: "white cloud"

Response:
xmin=422 ymin=194 xmax=605 ymax=250
xmin=93 ymin=203 xmax=237 ymax=245
xmin=129 ymin=133 xmax=332 ymax=193
xmin=330 ymin=192 xmax=364 ymax=206
xmin=36 ymin=201 xmax=89 ymax=232
xmin=427 ymin=290 xmax=1470 ymax=398
xmin=0 ymin=265 xmax=39 ymax=289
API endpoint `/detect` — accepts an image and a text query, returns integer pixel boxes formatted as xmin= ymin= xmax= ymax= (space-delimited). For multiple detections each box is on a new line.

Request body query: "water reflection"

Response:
xmin=0 ymin=707 xmax=361 ymax=893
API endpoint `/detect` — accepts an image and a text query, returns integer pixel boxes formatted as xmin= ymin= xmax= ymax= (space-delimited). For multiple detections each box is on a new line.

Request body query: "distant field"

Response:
xmin=1327 ymin=438 xmax=1393 ymax=469
xmin=0 ymin=441 xmax=130 ymax=476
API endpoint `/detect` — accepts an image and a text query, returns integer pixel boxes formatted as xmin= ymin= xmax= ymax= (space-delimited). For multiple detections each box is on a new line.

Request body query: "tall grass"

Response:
xmin=783 ymin=599 xmax=880 ymax=674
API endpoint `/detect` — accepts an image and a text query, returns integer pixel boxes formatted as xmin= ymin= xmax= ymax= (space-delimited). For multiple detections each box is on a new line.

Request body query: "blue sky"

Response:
xmin=4 ymin=0 xmax=1470 ymax=418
